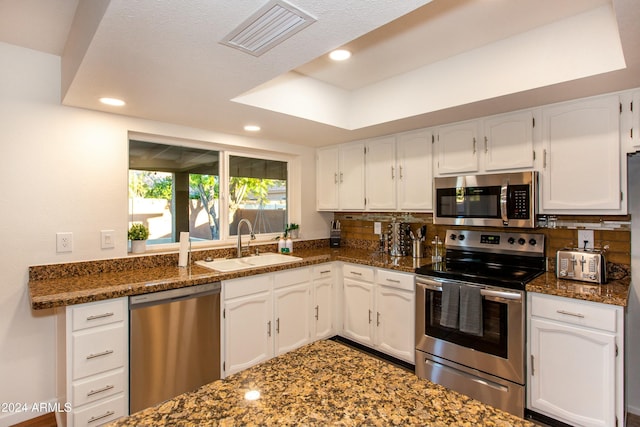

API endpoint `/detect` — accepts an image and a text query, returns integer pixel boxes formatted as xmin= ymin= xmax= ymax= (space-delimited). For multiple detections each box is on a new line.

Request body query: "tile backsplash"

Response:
xmin=333 ymin=212 xmax=631 ymax=267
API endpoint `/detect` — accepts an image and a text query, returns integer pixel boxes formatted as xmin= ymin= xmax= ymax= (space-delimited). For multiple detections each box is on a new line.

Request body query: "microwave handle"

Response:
xmin=500 ymin=181 xmax=508 ymax=224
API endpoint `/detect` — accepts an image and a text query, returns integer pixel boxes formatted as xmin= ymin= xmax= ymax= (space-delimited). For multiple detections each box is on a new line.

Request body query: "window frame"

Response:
xmin=128 ymin=134 xmax=298 ymax=251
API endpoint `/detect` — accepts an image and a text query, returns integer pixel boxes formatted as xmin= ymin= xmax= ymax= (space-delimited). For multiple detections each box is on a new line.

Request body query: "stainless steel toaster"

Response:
xmin=556 ymin=249 xmax=607 ymax=284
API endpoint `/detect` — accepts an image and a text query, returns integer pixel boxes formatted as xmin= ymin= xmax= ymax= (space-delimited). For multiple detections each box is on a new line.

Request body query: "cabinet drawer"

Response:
xmin=274 ymin=267 xmax=310 ymax=288
xmin=73 ymin=324 xmax=125 ymax=380
xmin=376 ymin=269 xmax=414 ymax=291
xmin=343 ymin=264 xmax=374 ymax=282
xmin=72 ymin=299 xmax=125 ymax=331
xmin=312 ymin=264 xmax=334 ymax=280
xmin=530 ymin=293 xmax=618 ymax=332
xmin=224 ymin=275 xmax=271 ymax=300
xmin=73 ymin=394 xmax=126 ymax=427
xmin=73 ymin=368 xmax=125 ymax=407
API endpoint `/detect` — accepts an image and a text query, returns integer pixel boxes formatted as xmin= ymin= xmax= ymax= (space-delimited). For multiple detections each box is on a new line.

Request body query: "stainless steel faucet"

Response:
xmin=236 ymin=218 xmax=255 ymax=257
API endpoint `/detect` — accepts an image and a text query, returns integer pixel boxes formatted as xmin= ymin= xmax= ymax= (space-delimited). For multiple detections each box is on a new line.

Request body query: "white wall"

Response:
xmin=627 ymin=154 xmax=640 ymax=415
xmin=0 ymin=42 xmax=330 ymax=425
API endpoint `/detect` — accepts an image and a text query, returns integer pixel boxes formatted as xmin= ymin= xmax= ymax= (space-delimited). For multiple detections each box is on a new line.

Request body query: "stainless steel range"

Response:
xmin=414 ymin=229 xmax=545 ymax=417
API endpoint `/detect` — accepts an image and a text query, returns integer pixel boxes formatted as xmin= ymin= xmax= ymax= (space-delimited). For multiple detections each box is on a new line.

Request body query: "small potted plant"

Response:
xmin=287 ymin=223 xmax=299 ymax=239
xmin=128 ymin=223 xmax=149 ymax=253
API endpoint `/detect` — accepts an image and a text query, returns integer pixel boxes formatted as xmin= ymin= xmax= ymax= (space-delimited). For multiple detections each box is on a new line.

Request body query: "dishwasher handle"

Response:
xmin=130 ymin=282 xmax=221 ymax=309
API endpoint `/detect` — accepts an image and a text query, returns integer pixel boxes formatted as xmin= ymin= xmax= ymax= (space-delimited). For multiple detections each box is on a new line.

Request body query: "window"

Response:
xmin=129 ymin=140 xmax=220 ymax=244
xmin=128 ymin=140 xmax=289 ymax=246
xmin=228 ymin=155 xmax=287 ymax=236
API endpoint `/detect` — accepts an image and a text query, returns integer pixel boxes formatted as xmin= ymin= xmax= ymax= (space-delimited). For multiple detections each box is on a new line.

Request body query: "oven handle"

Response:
xmin=416 ymin=278 xmax=522 ymax=301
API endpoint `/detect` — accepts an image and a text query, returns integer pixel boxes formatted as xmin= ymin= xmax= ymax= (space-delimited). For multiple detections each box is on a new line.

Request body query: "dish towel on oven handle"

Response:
xmin=439 ymin=282 xmax=460 ymax=328
xmin=459 ymin=285 xmax=483 ymax=336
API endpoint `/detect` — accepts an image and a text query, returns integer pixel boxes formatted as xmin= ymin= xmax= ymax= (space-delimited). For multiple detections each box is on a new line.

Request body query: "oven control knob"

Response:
xmin=508 ymin=237 xmax=515 ymax=245
xmin=458 ymin=234 xmax=465 ymax=241
xmin=450 ymin=233 xmax=457 ymax=241
xmin=529 ymin=238 xmax=537 ymax=246
xmin=518 ymin=238 xmax=526 ymax=245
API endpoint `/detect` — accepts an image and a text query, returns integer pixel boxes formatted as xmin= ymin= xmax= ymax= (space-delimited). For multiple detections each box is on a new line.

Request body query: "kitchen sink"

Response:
xmin=196 ymin=253 xmax=302 ymax=272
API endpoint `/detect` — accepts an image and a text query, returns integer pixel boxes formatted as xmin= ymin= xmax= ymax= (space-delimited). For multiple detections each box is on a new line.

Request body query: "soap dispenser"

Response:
xmin=278 ymin=236 xmax=285 ymax=253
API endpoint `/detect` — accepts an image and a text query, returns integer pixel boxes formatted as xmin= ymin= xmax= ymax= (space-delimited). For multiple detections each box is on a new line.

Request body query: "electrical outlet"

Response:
xmin=374 ymin=222 xmax=382 ymax=235
xmin=577 ymin=229 xmax=594 ymax=250
xmin=101 ymin=230 xmax=115 ymax=249
xmin=56 ymin=232 xmax=73 ymax=253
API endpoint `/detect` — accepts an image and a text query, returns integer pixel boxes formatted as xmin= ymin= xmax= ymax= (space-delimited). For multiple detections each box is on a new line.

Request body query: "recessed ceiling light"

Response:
xmin=244 ymin=125 xmax=261 ymax=132
xmin=99 ymin=97 xmax=126 ymax=107
xmin=329 ymin=49 xmax=351 ymax=61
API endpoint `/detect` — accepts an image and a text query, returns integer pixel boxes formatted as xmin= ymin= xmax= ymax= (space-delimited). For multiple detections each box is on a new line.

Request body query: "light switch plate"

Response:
xmin=101 ymin=230 xmax=115 ymax=249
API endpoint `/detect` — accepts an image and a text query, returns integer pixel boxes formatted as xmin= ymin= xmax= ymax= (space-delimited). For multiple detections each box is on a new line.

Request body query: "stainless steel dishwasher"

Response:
xmin=129 ymin=282 xmax=221 ymax=413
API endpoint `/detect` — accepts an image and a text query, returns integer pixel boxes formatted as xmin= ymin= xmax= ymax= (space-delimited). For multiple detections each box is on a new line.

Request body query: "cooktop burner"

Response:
xmin=415 ymin=229 xmax=546 ymax=290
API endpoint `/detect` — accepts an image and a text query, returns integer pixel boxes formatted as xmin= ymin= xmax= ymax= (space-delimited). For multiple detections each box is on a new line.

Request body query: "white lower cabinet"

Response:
xmin=311 ymin=264 xmax=335 ymax=340
xmin=57 ymin=298 xmax=128 ymax=427
xmin=223 ymin=267 xmax=314 ymax=377
xmin=341 ymin=264 xmax=415 ymax=363
xmin=527 ymin=293 xmax=624 ymax=427
xmin=223 ymin=275 xmax=273 ymax=376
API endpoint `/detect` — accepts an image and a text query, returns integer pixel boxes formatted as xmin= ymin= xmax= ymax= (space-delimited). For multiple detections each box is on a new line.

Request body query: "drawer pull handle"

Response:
xmin=87 ymin=384 xmax=115 ymax=397
xmin=350 ymin=271 xmax=362 ymax=276
xmin=88 ymin=410 xmax=115 ymax=423
xmin=556 ymin=309 xmax=585 ymax=318
xmin=386 ymin=278 xmax=401 ymax=283
xmin=86 ymin=349 xmax=114 ymax=360
xmin=315 ymin=305 xmax=319 ymax=320
xmin=86 ymin=312 xmax=114 ymax=321
xmin=319 ymin=270 xmax=331 ymax=274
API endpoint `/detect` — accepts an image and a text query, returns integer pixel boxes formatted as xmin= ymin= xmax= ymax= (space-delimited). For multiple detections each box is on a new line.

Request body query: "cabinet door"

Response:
xmin=316 ymin=146 xmax=339 ymax=210
xmin=224 ymin=290 xmax=273 ymax=376
xmin=375 ymin=285 xmax=415 ymax=363
xmin=365 ymin=136 xmax=397 ymax=210
xmin=540 ymin=95 xmax=622 ymax=212
xmin=529 ymin=317 xmax=616 ymax=427
xmin=397 ymin=130 xmax=433 ymax=210
xmin=313 ymin=279 xmax=333 ymax=340
xmin=483 ymin=110 xmax=534 ymax=171
xmin=342 ymin=278 xmax=374 ymax=346
xmin=274 ymin=282 xmax=311 ymax=356
xmin=435 ymin=120 xmax=480 ymax=175
xmin=339 ymin=143 xmax=366 ymax=210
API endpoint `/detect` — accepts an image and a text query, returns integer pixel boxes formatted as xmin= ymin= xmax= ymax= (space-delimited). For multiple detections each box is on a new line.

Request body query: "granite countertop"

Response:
xmin=28 ymin=248 xmax=429 ymax=310
xmin=28 ymin=245 xmax=630 ymax=310
xmin=106 ymin=339 xmax=533 ymax=427
xmin=525 ymin=272 xmax=630 ymax=306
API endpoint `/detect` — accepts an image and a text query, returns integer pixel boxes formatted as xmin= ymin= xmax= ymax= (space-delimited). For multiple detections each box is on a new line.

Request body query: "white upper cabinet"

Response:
xmin=316 ymin=146 xmax=340 ymax=210
xmin=540 ymin=94 xmax=624 ymax=213
xmin=365 ymin=136 xmax=397 ymax=210
xmin=621 ymin=90 xmax=640 ymax=153
xmin=434 ymin=120 xmax=480 ymax=175
xmin=435 ymin=112 xmax=536 ymax=176
xmin=364 ymin=130 xmax=433 ymax=211
xmin=316 ymin=143 xmax=365 ymax=211
xmin=397 ymin=130 xmax=433 ymax=211
xmin=483 ymin=110 xmax=535 ymax=171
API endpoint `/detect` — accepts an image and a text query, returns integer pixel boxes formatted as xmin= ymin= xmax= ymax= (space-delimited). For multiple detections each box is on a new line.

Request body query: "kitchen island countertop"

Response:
xmin=106 ymin=339 xmax=534 ymax=427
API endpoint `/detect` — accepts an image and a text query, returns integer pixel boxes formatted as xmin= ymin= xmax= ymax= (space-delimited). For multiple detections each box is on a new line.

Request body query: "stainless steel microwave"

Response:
xmin=433 ymin=171 xmax=537 ymax=228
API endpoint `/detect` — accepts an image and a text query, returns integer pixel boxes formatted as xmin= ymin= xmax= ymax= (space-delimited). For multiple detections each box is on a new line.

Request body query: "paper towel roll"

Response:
xmin=178 ymin=232 xmax=190 ymax=267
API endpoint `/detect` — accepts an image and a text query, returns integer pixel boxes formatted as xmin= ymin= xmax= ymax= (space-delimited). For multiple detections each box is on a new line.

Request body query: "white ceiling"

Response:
xmin=1 ymin=0 xmax=639 ymax=147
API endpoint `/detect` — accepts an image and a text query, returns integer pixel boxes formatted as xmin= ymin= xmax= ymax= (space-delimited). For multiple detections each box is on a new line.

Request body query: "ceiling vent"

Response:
xmin=221 ymin=0 xmax=316 ymax=57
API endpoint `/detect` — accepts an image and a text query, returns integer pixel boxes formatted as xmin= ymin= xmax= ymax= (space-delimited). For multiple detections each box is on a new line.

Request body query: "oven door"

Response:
xmin=415 ymin=276 xmax=525 ymax=384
